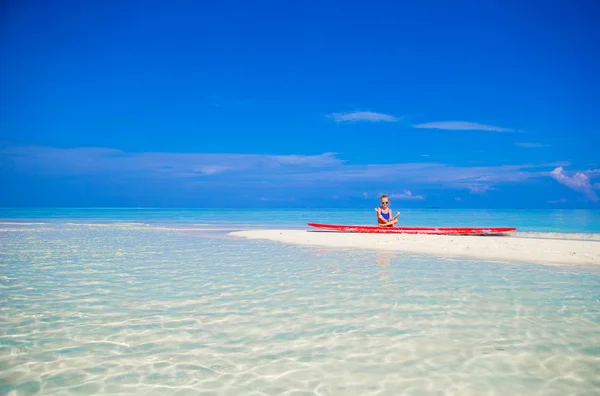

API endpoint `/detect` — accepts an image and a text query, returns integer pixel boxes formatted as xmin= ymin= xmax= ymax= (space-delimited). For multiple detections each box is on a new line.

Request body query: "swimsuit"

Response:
xmin=380 ymin=209 xmax=390 ymax=220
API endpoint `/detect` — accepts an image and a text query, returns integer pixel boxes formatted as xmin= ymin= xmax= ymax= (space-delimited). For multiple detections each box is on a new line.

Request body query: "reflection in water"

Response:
xmin=376 ymin=251 xmax=393 ymax=268
xmin=376 ymin=252 xmax=394 ymax=283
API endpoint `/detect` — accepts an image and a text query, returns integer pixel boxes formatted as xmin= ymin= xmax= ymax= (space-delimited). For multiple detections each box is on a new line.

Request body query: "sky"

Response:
xmin=1 ymin=0 xmax=599 ymax=208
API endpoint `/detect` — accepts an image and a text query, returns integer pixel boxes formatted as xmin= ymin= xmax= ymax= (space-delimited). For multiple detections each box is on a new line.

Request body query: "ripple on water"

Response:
xmin=0 ymin=224 xmax=599 ymax=395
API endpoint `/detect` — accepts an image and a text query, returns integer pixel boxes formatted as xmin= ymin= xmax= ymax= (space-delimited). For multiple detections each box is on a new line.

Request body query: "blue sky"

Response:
xmin=1 ymin=0 xmax=599 ymax=208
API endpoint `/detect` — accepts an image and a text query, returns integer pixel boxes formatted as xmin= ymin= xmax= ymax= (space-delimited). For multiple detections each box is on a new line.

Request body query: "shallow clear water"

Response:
xmin=1 ymin=220 xmax=599 ymax=395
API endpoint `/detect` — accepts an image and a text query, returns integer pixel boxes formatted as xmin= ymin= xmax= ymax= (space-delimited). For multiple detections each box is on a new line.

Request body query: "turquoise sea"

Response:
xmin=2 ymin=208 xmax=600 ymax=233
xmin=1 ymin=209 xmax=599 ymax=395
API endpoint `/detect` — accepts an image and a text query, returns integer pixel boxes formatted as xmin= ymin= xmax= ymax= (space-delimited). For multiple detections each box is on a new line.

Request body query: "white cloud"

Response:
xmin=363 ymin=192 xmax=369 ymax=198
xmin=515 ymin=142 xmax=550 ymax=148
xmin=2 ymin=144 xmax=585 ymax=201
xmin=389 ymin=190 xmax=424 ymax=200
xmin=547 ymin=198 xmax=567 ymax=204
xmin=193 ymin=165 xmax=231 ymax=175
xmin=468 ymin=185 xmax=491 ymax=195
xmin=327 ymin=111 xmax=398 ymax=123
xmin=550 ymin=167 xmax=598 ymax=202
xmin=412 ymin=121 xmax=513 ymax=132
xmin=455 ymin=197 xmax=462 ymax=201
xmin=0 ymin=144 xmax=342 ymax=179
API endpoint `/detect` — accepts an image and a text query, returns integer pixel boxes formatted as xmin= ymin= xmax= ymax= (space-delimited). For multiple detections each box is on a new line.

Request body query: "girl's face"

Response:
xmin=380 ymin=199 xmax=389 ymax=208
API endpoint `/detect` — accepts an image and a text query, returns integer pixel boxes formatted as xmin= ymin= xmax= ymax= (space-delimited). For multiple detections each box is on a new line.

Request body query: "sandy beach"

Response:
xmin=230 ymin=229 xmax=600 ymax=266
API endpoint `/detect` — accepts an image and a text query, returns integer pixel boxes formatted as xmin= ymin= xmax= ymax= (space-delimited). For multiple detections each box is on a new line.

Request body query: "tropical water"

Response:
xmin=2 ymin=208 xmax=600 ymax=233
xmin=1 ymin=209 xmax=599 ymax=395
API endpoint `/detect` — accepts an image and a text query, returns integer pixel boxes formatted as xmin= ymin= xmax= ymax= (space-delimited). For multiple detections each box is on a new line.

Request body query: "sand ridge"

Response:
xmin=230 ymin=229 xmax=600 ymax=266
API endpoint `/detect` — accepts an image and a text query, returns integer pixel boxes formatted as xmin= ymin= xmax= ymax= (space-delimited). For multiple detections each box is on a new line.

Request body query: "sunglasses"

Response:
xmin=381 ymin=201 xmax=389 ymax=204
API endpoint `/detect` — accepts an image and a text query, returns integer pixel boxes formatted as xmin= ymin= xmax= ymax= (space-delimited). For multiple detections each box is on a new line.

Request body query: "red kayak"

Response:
xmin=308 ymin=223 xmax=516 ymax=235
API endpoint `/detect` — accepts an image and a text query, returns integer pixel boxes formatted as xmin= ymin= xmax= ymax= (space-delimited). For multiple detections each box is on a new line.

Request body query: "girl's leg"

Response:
xmin=378 ymin=218 xmax=398 ymax=227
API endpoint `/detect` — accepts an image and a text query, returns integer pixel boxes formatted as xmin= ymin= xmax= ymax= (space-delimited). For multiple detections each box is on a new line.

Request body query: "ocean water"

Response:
xmin=1 ymin=208 xmax=600 ymax=233
xmin=1 ymin=209 xmax=600 ymax=395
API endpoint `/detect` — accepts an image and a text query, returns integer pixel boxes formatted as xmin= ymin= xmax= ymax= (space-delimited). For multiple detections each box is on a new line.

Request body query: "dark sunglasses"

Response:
xmin=381 ymin=201 xmax=389 ymax=204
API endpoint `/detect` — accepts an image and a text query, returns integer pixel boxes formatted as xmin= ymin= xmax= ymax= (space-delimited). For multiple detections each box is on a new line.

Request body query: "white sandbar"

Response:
xmin=230 ymin=229 xmax=600 ymax=266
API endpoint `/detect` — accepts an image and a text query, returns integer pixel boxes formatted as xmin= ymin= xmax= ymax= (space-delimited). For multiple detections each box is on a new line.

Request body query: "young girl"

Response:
xmin=375 ymin=194 xmax=400 ymax=227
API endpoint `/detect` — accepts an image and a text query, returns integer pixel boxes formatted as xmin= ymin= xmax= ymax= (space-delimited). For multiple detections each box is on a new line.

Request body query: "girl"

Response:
xmin=375 ymin=194 xmax=400 ymax=227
